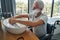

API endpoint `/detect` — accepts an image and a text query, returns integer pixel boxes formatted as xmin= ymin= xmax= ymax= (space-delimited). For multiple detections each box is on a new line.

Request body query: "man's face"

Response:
xmin=32 ymin=2 xmax=42 ymax=16
xmin=33 ymin=2 xmax=39 ymax=10
xmin=32 ymin=9 xmax=40 ymax=16
xmin=33 ymin=2 xmax=42 ymax=11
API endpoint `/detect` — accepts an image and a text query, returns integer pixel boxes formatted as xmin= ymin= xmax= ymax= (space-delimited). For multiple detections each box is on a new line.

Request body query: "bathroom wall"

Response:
xmin=0 ymin=0 xmax=2 ymax=30
xmin=0 ymin=0 xmax=1 ymax=8
xmin=0 ymin=0 xmax=2 ymax=17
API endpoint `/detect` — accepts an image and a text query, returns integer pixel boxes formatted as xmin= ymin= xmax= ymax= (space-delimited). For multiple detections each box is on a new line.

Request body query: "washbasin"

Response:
xmin=3 ymin=18 xmax=28 ymax=34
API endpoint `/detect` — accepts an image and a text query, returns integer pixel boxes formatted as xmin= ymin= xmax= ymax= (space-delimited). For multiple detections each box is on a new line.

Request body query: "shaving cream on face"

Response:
xmin=32 ymin=9 xmax=40 ymax=16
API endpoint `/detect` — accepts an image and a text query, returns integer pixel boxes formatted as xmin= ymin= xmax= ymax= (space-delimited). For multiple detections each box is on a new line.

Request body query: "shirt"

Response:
xmin=28 ymin=13 xmax=48 ymax=37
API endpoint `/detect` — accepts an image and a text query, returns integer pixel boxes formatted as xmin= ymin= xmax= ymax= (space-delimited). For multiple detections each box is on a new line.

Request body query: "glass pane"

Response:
xmin=53 ymin=0 xmax=60 ymax=18
xmin=15 ymin=0 xmax=28 ymax=15
xmin=42 ymin=0 xmax=52 ymax=17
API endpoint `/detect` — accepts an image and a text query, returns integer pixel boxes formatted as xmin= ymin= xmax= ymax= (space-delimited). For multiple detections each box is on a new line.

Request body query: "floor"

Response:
xmin=52 ymin=33 xmax=60 ymax=40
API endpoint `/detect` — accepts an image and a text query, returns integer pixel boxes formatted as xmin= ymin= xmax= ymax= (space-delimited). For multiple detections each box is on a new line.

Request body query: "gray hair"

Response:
xmin=34 ymin=0 xmax=44 ymax=9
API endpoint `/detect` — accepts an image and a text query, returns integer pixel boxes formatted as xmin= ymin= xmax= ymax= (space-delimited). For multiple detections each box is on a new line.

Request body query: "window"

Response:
xmin=53 ymin=0 xmax=60 ymax=18
xmin=15 ymin=0 xmax=28 ymax=15
xmin=42 ymin=0 xmax=60 ymax=17
xmin=42 ymin=0 xmax=52 ymax=17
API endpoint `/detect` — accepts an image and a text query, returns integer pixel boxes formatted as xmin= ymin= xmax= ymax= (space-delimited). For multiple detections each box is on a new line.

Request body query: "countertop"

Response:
xmin=0 ymin=29 xmax=39 ymax=40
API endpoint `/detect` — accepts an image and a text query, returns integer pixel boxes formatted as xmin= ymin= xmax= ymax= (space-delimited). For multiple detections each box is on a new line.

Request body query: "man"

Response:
xmin=9 ymin=0 xmax=48 ymax=39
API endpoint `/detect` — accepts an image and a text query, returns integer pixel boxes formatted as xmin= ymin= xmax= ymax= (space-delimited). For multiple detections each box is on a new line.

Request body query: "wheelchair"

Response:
xmin=40 ymin=20 xmax=60 ymax=40
xmin=29 ymin=20 xmax=58 ymax=40
xmin=40 ymin=23 xmax=56 ymax=40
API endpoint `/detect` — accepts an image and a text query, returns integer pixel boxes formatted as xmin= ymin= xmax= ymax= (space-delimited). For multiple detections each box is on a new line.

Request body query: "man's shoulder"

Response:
xmin=41 ymin=13 xmax=47 ymax=18
xmin=40 ymin=13 xmax=48 ymax=21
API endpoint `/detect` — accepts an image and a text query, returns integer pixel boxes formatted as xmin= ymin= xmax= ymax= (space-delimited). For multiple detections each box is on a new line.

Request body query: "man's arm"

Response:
xmin=14 ymin=14 xmax=29 ymax=18
xmin=15 ymin=19 xmax=44 ymax=27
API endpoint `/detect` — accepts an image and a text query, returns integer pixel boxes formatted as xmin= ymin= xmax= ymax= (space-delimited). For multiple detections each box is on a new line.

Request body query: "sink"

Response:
xmin=3 ymin=18 xmax=28 ymax=34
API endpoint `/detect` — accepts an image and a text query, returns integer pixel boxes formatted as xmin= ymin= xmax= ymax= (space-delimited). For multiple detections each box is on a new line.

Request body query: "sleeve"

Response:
xmin=40 ymin=15 xmax=48 ymax=24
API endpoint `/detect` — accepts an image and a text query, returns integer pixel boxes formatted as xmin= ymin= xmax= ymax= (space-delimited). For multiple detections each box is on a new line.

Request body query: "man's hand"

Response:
xmin=9 ymin=18 xmax=16 ymax=25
